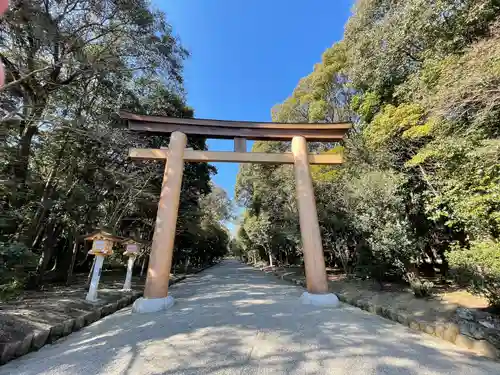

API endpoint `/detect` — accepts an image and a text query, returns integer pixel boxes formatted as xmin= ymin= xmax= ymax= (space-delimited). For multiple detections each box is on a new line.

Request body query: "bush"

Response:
xmin=346 ymin=170 xmax=418 ymax=283
xmin=446 ymin=240 xmax=500 ymax=308
xmin=407 ymin=273 xmax=434 ymax=298
xmin=0 ymin=241 xmax=36 ymax=290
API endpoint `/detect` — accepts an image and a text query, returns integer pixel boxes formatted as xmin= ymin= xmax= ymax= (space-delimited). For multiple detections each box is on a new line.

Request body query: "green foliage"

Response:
xmin=344 ymin=0 xmax=500 ymax=96
xmin=0 ymin=0 xmax=228 ymax=287
xmin=237 ymin=0 xmax=500 ymax=307
xmin=365 ymin=103 xmax=426 ymax=150
xmin=346 ymin=170 xmax=418 ymax=281
xmin=447 ymin=240 xmax=500 ymax=308
xmin=0 ymin=242 xmax=36 ymax=291
xmin=350 ymin=92 xmax=380 ymax=123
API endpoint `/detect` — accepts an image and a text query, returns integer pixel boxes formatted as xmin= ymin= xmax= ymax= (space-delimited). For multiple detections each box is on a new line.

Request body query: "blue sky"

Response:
xmin=154 ymin=0 xmax=354 ymax=229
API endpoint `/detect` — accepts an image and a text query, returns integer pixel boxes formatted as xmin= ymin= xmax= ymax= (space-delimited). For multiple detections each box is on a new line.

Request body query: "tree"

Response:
xmin=237 ymin=0 xmax=500 ymax=306
xmin=0 ymin=1 xmax=229 ymax=291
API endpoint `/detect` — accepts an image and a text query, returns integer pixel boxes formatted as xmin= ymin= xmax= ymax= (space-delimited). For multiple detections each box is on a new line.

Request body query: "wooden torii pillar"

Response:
xmin=121 ymin=112 xmax=350 ymax=313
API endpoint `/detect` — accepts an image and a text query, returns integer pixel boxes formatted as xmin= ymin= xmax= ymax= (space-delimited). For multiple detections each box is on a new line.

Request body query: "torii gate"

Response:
xmin=120 ymin=112 xmax=351 ymax=313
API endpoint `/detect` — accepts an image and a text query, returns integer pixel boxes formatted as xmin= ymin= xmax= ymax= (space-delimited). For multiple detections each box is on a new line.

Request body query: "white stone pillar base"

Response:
xmin=132 ymin=296 xmax=175 ymax=313
xmin=86 ymin=255 xmax=105 ymax=302
xmin=121 ymin=255 xmax=136 ymax=292
xmin=299 ymin=292 xmax=340 ymax=307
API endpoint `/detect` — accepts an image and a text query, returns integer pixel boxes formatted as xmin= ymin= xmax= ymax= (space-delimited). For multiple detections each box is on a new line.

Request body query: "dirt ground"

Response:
xmin=0 ymin=270 xmax=184 ymax=344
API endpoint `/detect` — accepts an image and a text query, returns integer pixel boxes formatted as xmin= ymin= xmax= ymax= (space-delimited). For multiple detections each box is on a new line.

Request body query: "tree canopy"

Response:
xmin=235 ymin=0 xmax=500 ymax=305
xmin=0 ymin=0 xmax=229 ymax=293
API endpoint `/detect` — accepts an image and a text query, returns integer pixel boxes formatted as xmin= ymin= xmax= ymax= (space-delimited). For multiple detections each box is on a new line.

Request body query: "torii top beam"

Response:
xmin=120 ymin=112 xmax=351 ymax=141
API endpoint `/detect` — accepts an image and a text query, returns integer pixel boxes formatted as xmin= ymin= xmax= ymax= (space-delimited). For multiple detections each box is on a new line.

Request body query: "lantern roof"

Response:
xmin=122 ymin=237 xmax=147 ymax=245
xmin=82 ymin=228 xmax=123 ymax=242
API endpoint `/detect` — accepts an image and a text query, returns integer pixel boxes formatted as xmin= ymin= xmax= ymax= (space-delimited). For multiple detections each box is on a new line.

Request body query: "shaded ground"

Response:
xmin=0 ymin=270 xmax=184 ymax=345
xmin=2 ymin=260 xmax=500 ymax=374
xmin=268 ymin=265 xmax=488 ymax=324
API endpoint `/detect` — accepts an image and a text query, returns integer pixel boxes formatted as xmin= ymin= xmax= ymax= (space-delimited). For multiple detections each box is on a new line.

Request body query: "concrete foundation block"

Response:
xmin=299 ymin=292 xmax=340 ymax=307
xmin=132 ymin=296 xmax=175 ymax=313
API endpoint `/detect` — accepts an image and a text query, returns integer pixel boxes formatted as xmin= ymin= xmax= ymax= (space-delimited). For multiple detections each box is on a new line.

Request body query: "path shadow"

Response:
xmin=2 ymin=260 xmax=499 ymax=375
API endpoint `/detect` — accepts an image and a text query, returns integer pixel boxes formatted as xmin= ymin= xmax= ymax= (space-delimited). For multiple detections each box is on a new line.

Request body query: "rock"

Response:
xmin=0 ymin=341 xmax=19 ymax=364
xmin=109 ymin=301 xmax=118 ymax=313
xmin=367 ymin=303 xmax=377 ymax=314
xmin=31 ymin=329 xmax=50 ymax=350
xmin=73 ymin=316 xmax=85 ymax=331
xmin=456 ymin=307 xmax=474 ymax=321
xmin=83 ymin=310 xmax=100 ymax=325
xmin=459 ymin=321 xmax=486 ymax=340
xmin=49 ymin=322 xmax=65 ymax=343
xmin=63 ymin=319 xmax=75 ymax=336
xmin=434 ymin=323 xmax=445 ymax=339
xmin=409 ymin=320 xmax=420 ymax=331
xmin=478 ymin=320 xmax=495 ymax=329
xmin=422 ymin=323 xmax=435 ymax=335
xmin=473 ymin=340 xmax=499 ymax=359
xmin=484 ymin=330 xmax=500 ymax=348
xmin=15 ymin=333 xmax=33 ymax=357
xmin=389 ymin=310 xmax=399 ymax=322
xmin=455 ymin=334 xmax=474 ymax=350
xmin=381 ymin=307 xmax=391 ymax=318
xmin=443 ymin=323 xmax=459 ymax=343
xmin=116 ymin=298 xmax=126 ymax=309
xmin=101 ymin=304 xmax=113 ymax=316
xmin=397 ymin=313 xmax=409 ymax=326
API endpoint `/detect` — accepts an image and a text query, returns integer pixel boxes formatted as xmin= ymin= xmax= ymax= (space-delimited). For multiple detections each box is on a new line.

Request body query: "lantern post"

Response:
xmin=121 ymin=239 xmax=141 ymax=292
xmin=84 ymin=230 xmax=122 ymax=302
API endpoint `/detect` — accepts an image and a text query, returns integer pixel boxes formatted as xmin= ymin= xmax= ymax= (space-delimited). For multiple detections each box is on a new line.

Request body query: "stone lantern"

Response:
xmin=84 ymin=229 xmax=122 ymax=302
xmin=121 ymin=238 xmax=141 ymax=292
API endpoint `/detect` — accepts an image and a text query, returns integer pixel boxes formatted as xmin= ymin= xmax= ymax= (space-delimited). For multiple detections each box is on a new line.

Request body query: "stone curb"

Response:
xmin=0 ymin=262 xmax=219 ymax=366
xmin=251 ymin=264 xmax=500 ymax=361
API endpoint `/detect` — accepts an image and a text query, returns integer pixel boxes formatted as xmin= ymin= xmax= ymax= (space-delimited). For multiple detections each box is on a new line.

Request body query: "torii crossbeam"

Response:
xmin=121 ymin=111 xmax=351 ymax=313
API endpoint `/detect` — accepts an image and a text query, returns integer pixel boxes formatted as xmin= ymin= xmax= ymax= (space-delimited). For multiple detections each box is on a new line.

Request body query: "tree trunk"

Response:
xmin=24 ymin=131 xmax=70 ymax=247
xmin=268 ymin=251 xmax=273 ymax=267
xmin=66 ymin=232 xmax=79 ymax=285
xmin=14 ymin=125 xmax=38 ymax=186
xmin=35 ymin=220 xmax=60 ymax=287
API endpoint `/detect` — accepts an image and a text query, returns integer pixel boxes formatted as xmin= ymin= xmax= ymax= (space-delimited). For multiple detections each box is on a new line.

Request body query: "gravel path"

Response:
xmin=3 ymin=260 xmax=500 ymax=375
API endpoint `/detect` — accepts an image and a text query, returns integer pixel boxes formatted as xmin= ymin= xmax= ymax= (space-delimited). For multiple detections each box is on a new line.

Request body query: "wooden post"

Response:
xmin=234 ymin=137 xmax=246 ymax=153
xmin=144 ymin=131 xmax=187 ymax=299
xmin=291 ymin=136 xmax=328 ymax=294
